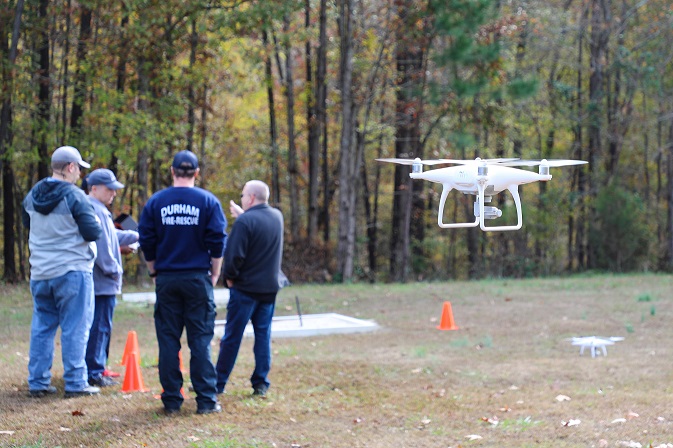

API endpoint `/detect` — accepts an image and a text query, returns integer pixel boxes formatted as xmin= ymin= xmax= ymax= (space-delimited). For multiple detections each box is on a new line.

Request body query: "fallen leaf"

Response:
xmin=598 ymin=439 xmax=608 ymax=448
xmin=555 ymin=394 xmax=571 ymax=402
xmin=435 ymin=388 xmax=446 ymax=398
xmin=353 ymin=417 xmax=363 ymax=424
xmin=509 ymin=385 xmax=519 ymax=390
xmin=71 ymin=410 xmax=85 ymax=416
xmin=561 ymin=419 xmax=580 ymax=427
xmin=0 ymin=431 xmax=15 ymax=435
xmin=59 ymin=427 xmax=72 ymax=432
xmin=284 ymin=306 xmax=293 ymax=311
xmin=481 ymin=416 xmax=499 ymax=426
xmin=411 ymin=368 xmax=422 ymax=374
xmin=626 ymin=411 xmax=639 ymax=419
xmin=187 ymin=436 xmax=200 ymax=442
xmin=499 ymin=406 xmax=512 ymax=412
xmin=465 ymin=434 xmax=483 ymax=440
xmin=505 ymin=297 xmax=512 ymax=302
xmin=420 ymin=418 xmax=431 ymax=425
xmin=611 ymin=418 xmax=627 ymax=424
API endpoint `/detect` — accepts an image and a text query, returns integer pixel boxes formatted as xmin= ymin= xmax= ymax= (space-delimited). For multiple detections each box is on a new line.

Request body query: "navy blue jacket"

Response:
xmin=223 ymin=203 xmax=283 ymax=301
xmin=138 ymin=186 xmax=227 ymax=273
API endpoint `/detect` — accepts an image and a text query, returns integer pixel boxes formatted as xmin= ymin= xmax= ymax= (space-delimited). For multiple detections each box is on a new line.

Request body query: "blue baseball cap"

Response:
xmin=87 ymin=168 xmax=124 ymax=190
xmin=172 ymin=150 xmax=199 ymax=170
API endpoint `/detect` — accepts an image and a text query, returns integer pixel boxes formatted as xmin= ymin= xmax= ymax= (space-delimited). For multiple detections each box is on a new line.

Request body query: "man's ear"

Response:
xmin=195 ymin=167 xmax=200 ymax=178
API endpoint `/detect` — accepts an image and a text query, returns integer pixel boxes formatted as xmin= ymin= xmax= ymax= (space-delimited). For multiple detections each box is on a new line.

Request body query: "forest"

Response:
xmin=1 ymin=0 xmax=672 ymax=284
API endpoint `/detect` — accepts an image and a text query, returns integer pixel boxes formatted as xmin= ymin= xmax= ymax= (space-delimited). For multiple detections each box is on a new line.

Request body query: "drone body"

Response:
xmin=377 ymin=157 xmax=587 ymax=231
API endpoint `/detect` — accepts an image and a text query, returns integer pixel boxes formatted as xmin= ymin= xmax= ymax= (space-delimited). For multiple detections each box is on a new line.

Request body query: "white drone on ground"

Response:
xmin=569 ymin=336 xmax=624 ymax=358
xmin=376 ymin=156 xmax=587 ymax=231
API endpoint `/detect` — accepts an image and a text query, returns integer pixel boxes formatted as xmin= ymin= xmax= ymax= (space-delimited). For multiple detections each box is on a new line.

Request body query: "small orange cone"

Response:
xmin=121 ymin=351 xmax=149 ymax=393
xmin=121 ymin=331 xmax=140 ymax=367
xmin=436 ymin=301 xmax=459 ymax=330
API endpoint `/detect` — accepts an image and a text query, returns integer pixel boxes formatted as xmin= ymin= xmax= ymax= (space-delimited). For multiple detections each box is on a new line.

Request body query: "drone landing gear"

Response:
xmin=476 ymin=184 xmax=522 ymax=231
xmin=436 ymin=183 xmax=523 ymax=231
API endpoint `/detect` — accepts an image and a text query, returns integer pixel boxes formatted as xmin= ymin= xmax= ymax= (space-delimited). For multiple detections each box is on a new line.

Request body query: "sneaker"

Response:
xmin=29 ymin=386 xmax=58 ymax=398
xmin=196 ymin=403 xmax=222 ymax=415
xmin=89 ymin=375 xmax=119 ymax=387
xmin=102 ymin=369 xmax=120 ymax=378
xmin=252 ymin=385 xmax=268 ymax=397
xmin=64 ymin=385 xmax=100 ymax=398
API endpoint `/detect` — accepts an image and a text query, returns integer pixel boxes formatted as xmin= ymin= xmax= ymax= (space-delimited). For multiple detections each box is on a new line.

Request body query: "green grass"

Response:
xmin=2 ymin=274 xmax=673 ymax=447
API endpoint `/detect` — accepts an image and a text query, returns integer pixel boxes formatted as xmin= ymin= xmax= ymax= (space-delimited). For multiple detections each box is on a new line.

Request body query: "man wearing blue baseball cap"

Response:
xmin=85 ymin=169 xmax=139 ymax=387
xmin=139 ymin=150 xmax=227 ymax=415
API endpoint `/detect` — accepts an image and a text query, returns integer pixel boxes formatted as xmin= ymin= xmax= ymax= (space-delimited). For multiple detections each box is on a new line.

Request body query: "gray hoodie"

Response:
xmin=23 ymin=178 xmax=102 ymax=280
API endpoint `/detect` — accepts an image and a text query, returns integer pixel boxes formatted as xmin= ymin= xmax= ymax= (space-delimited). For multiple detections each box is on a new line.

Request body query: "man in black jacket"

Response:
xmin=215 ymin=180 xmax=284 ymax=397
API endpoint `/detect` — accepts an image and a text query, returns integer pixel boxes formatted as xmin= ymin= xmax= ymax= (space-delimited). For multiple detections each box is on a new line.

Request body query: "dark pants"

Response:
xmin=215 ymin=288 xmax=275 ymax=393
xmin=86 ymin=294 xmax=116 ymax=379
xmin=154 ymin=272 xmax=217 ymax=411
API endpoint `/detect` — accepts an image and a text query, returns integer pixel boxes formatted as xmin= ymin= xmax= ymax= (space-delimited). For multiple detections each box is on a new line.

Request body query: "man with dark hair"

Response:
xmin=216 ymin=180 xmax=284 ymax=397
xmin=85 ymin=168 xmax=139 ymax=387
xmin=23 ymin=146 xmax=102 ymax=398
xmin=138 ymin=150 xmax=227 ymax=415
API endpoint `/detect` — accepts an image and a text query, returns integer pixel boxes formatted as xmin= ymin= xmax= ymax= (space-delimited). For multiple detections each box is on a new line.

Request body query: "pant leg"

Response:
xmin=183 ymin=273 xmax=218 ymax=410
xmin=154 ymin=275 xmax=185 ymax=410
xmin=86 ymin=295 xmax=116 ymax=378
xmin=215 ymin=288 xmax=256 ymax=392
xmin=250 ymin=300 xmax=275 ymax=389
xmin=55 ymin=271 xmax=95 ymax=392
xmin=28 ymin=279 xmax=59 ymax=390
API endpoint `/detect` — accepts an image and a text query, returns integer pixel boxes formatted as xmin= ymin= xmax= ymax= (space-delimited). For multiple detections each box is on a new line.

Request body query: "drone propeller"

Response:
xmin=499 ymin=159 xmax=588 ymax=167
xmin=376 ymin=157 xmax=522 ymax=166
xmin=375 ymin=158 xmax=452 ymax=166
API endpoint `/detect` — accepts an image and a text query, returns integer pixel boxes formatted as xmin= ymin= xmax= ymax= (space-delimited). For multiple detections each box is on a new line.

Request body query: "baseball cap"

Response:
xmin=87 ymin=168 xmax=124 ymax=190
xmin=51 ymin=146 xmax=91 ymax=168
xmin=172 ymin=150 xmax=199 ymax=170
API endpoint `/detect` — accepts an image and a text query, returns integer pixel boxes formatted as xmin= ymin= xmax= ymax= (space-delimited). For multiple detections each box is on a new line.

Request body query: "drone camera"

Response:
xmin=412 ymin=158 xmax=423 ymax=173
xmin=539 ymin=165 xmax=550 ymax=176
xmin=474 ymin=202 xmax=502 ymax=220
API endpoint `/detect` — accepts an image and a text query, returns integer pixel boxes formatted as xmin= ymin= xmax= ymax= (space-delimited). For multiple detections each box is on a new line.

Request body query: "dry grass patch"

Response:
xmin=1 ymin=274 xmax=673 ymax=447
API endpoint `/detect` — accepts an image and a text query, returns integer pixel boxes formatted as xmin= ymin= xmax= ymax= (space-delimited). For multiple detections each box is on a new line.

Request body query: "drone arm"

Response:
xmin=437 ymin=183 xmax=479 ymax=228
xmin=479 ymin=184 xmax=522 ymax=231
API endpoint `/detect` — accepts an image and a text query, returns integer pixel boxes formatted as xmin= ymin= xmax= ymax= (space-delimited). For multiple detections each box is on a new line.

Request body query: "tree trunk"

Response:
xmin=586 ymin=0 xmax=610 ymax=268
xmin=186 ymin=18 xmax=197 ymax=152
xmin=69 ymin=4 xmax=92 ymax=140
xmin=283 ymin=16 xmax=299 ymax=241
xmin=317 ymin=0 xmax=329 ymax=242
xmin=36 ymin=0 xmax=50 ymax=179
xmin=336 ymin=0 xmax=358 ymax=282
xmin=262 ymin=29 xmax=280 ymax=207
xmin=306 ymin=0 xmax=320 ymax=239
xmin=390 ymin=0 xmax=424 ymax=282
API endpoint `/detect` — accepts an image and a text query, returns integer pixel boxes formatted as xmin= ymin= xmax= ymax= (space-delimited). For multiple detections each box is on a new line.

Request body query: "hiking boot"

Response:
xmin=196 ymin=403 xmax=222 ymax=415
xmin=89 ymin=375 xmax=119 ymax=387
xmin=252 ymin=385 xmax=268 ymax=397
xmin=163 ymin=407 xmax=181 ymax=416
xmin=29 ymin=386 xmax=57 ymax=398
xmin=64 ymin=385 xmax=100 ymax=398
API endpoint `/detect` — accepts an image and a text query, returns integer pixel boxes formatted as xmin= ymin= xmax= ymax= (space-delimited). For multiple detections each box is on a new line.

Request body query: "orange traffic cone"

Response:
xmin=121 ymin=331 xmax=140 ymax=367
xmin=121 ymin=351 xmax=149 ymax=393
xmin=436 ymin=301 xmax=459 ymax=330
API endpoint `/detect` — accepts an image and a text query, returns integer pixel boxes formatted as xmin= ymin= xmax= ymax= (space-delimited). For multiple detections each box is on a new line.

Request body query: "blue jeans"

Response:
xmin=28 ymin=271 xmax=94 ymax=392
xmin=215 ymin=288 xmax=275 ymax=393
xmin=154 ymin=272 xmax=218 ymax=411
xmin=86 ymin=295 xmax=116 ymax=379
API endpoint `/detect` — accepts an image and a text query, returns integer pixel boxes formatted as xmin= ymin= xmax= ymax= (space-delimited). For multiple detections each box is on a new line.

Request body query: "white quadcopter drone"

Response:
xmin=377 ymin=156 xmax=587 ymax=231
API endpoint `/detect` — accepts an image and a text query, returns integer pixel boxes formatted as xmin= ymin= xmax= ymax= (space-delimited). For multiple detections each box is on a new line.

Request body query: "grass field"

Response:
xmin=2 ymin=274 xmax=673 ymax=447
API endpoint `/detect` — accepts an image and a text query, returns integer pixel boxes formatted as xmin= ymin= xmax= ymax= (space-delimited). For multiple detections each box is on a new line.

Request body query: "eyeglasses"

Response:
xmin=240 ymin=193 xmax=255 ymax=199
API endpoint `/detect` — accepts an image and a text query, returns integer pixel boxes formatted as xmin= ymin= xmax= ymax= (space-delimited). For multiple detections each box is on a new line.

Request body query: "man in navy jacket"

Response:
xmin=216 ymin=180 xmax=284 ymax=397
xmin=139 ymin=150 xmax=227 ymax=415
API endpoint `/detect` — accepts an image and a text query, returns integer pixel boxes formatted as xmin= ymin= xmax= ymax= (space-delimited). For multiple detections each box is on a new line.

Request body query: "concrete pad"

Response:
xmin=214 ymin=313 xmax=379 ymax=339
xmin=122 ymin=288 xmax=230 ymax=305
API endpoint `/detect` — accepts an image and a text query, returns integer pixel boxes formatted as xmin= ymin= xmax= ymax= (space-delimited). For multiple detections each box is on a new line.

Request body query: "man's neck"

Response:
xmin=173 ymin=177 xmax=195 ymax=187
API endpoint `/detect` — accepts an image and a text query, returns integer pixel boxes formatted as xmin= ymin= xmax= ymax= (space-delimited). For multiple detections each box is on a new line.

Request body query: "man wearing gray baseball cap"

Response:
xmin=23 ymin=146 xmax=102 ymax=398
xmin=85 ymin=169 xmax=139 ymax=388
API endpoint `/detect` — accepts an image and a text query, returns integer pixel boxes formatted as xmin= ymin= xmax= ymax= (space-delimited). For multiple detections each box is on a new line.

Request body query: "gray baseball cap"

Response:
xmin=51 ymin=146 xmax=91 ymax=169
xmin=87 ymin=168 xmax=124 ymax=190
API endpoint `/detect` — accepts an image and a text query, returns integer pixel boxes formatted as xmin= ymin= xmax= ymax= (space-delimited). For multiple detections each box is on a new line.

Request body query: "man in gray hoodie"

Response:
xmin=23 ymin=146 xmax=102 ymax=398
